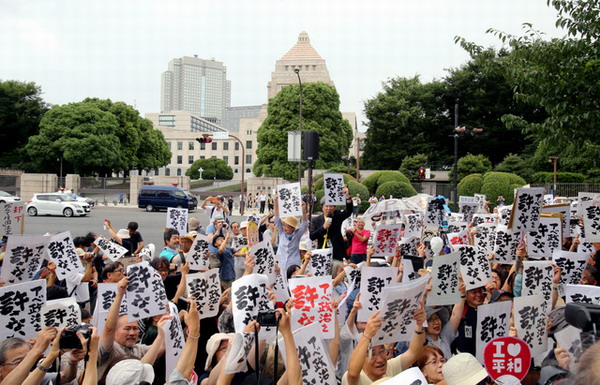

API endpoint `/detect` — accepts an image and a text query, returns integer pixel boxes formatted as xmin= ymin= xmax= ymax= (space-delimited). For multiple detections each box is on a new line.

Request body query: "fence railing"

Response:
xmin=530 ymin=183 xmax=600 ymax=197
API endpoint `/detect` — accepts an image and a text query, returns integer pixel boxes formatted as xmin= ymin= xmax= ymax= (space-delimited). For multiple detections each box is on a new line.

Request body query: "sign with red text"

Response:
xmin=483 ymin=336 xmax=531 ymax=383
xmin=288 ymin=276 xmax=334 ymax=339
xmin=372 ymin=224 xmax=402 ymax=257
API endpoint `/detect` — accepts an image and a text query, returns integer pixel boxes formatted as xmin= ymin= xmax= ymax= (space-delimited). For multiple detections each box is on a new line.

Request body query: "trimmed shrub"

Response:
xmin=530 ymin=172 xmax=586 ymax=184
xmin=480 ymin=172 xmax=514 ymax=206
xmin=362 ymin=171 xmax=383 ymax=194
xmin=457 ymin=173 xmax=483 ymax=197
xmin=347 ymin=180 xmax=371 ymax=212
xmin=377 ymin=171 xmax=410 ymax=186
xmin=375 ymin=181 xmax=417 ymax=198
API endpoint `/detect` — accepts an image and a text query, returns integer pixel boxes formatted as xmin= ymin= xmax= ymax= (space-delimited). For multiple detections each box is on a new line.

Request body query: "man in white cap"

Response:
xmin=274 ymin=196 xmax=308 ymax=269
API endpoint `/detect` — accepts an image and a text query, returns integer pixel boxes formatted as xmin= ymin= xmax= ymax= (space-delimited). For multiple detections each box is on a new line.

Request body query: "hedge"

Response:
xmin=530 ymin=172 xmax=587 ymax=184
xmin=458 ymin=172 xmax=526 ymax=206
xmin=457 ymin=173 xmax=483 ymax=197
xmin=375 ymin=181 xmax=417 ymax=199
xmin=362 ymin=170 xmax=410 ymax=195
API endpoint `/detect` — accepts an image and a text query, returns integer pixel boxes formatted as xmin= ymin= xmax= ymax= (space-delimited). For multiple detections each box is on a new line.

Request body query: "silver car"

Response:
xmin=27 ymin=193 xmax=91 ymax=217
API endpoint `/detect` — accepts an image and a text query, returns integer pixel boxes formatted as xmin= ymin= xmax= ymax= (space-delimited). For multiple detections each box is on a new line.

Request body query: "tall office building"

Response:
xmin=161 ymin=55 xmax=231 ymax=124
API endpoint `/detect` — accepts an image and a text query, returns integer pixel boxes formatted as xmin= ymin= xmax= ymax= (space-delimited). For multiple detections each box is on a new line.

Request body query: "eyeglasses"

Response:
xmin=112 ymin=268 xmax=124 ymax=274
xmin=425 ymin=357 xmax=446 ymax=366
xmin=368 ymin=348 xmax=392 ymax=359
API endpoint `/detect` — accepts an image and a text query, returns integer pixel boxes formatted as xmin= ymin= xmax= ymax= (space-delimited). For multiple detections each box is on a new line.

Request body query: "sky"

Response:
xmin=0 ymin=0 xmax=565 ymax=131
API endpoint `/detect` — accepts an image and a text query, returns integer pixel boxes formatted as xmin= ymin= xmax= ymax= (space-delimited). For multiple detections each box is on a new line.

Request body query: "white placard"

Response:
xmin=166 ymin=207 xmax=188 ymax=236
xmin=250 ymin=240 xmax=277 ymax=285
xmin=526 ymin=216 xmax=562 ymax=259
xmin=476 ymin=301 xmax=512 ymax=362
xmin=186 ymin=233 xmax=211 ymax=271
xmin=514 ymin=295 xmax=548 ymax=355
xmin=289 ymin=276 xmax=334 ymax=339
xmin=577 ymin=192 xmax=598 ymax=217
xmin=0 ymin=202 xmax=25 ymax=236
xmin=277 ymin=182 xmax=302 ymax=217
xmin=522 ymin=261 xmax=554 ymax=314
xmin=163 ymin=302 xmax=185 ymax=379
xmin=458 ymin=245 xmax=492 ymax=291
xmin=93 ymin=283 xmax=128 ymax=335
xmin=553 ymin=250 xmax=588 ymax=297
xmin=580 ymin=200 xmax=600 ymax=242
xmin=0 ymin=279 xmax=46 ymax=340
xmin=372 ymin=224 xmax=402 ymax=257
xmin=138 ymin=243 xmax=155 ymax=262
xmin=472 ymin=213 xmax=497 ymax=226
xmin=492 ymin=225 xmax=521 ymax=264
xmin=509 ymin=187 xmax=545 ymax=232
xmin=542 ymin=203 xmax=571 ymax=237
xmin=427 ymin=251 xmax=461 ymax=306
xmin=126 ymin=261 xmax=168 ymax=321
xmin=565 ymin=284 xmax=600 ymax=305
xmin=554 ymin=325 xmax=583 ymax=373
xmin=231 ymin=274 xmax=274 ymax=338
xmin=47 ymin=231 xmax=84 ymax=280
xmin=95 ymin=236 xmax=128 ymax=262
xmin=272 ymin=272 xmax=290 ymax=302
xmin=358 ymin=266 xmax=397 ymax=322
xmin=323 ymin=173 xmax=345 ymax=205
xmin=0 ymin=235 xmax=49 ymax=285
xmin=474 ymin=223 xmax=496 ymax=254
xmin=41 ymin=297 xmax=81 ymax=330
xmin=307 ymin=248 xmax=333 ymax=277
xmin=186 ymin=269 xmax=222 ymax=319
xmin=373 ymin=274 xmax=429 ymax=345
xmin=403 ymin=214 xmax=421 ymax=239
xmin=380 ymin=367 xmax=429 ymax=385
xmin=459 ymin=202 xmax=478 ymax=223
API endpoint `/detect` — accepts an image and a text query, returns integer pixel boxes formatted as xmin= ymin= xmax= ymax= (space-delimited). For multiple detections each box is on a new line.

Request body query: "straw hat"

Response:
xmin=282 ymin=216 xmax=299 ymax=229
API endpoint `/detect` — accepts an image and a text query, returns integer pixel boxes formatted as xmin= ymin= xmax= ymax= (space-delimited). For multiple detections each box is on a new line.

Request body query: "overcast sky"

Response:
xmin=0 ymin=0 xmax=564 ymax=130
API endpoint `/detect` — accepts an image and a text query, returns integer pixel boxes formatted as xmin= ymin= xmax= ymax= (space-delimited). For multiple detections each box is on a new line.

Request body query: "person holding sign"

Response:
xmin=348 ymin=218 xmax=370 ymax=264
xmin=342 ymin=307 xmax=427 ymax=385
xmin=274 ymin=196 xmax=308 ymax=269
xmin=310 ymin=186 xmax=353 ymax=262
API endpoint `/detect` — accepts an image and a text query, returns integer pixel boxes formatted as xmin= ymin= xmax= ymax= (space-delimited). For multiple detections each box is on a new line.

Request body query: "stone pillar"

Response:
xmin=65 ymin=174 xmax=80 ymax=194
xmin=20 ymin=173 xmax=58 ymax=201
xmin=130 ymin=175 xmax=144 ymax=206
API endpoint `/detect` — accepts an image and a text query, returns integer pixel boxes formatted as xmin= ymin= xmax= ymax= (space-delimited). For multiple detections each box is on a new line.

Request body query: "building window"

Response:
xmin=246 ymin=154 xmax=252 ymax=164
xmin=223 ymin=142 xmax=229 ymax=151
xmin=201 ymin=142 xmax=206 ymax=150
xmin=177 ymin=155 xmax=182 ymax=164
xmin=165 ymin=168 xmax=171 ymax=176
xmin=189 ymin=142 xmax=194 ymax=150
xmin=177 ymin=142 xmax=183 ymax=151
xmin=234 ymin=156 xmax=239 ymax=165
xmin=223 ymin=155 xmax=229 ymax=164
xmin=167 ymin=141 xmax=172 ymax=150
xmin=188 ymin=155 xmax=194 ymax=164
xmin=200 ymin=156 xmax=205 ymax=159
xmin=246 ymin=141 xmax=252 ymax=149
xmin=177 ymin=168 xmax=182 ymax=176
xmin=212 ymin=142 xmax=217 ymax=150
xmin=235 ymin=142 xmax=239 ymax=151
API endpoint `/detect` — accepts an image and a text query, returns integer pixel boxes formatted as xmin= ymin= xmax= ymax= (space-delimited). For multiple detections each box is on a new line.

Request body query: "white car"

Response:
xmin=0 ymin=190 xmax=20 ymax=204
xmin=27 ymin=193 xmax=91 ymax=217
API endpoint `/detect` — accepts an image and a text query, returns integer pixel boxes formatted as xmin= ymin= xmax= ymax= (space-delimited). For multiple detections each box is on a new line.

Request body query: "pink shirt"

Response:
xmin=351 ymin=229 xmax=370 ymax=254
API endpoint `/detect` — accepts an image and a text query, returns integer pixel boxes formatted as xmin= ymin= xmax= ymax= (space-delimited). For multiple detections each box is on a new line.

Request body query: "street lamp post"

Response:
xmin=548 ymin=157 xmax=559 ymax=195
xmin=294 ymin=68 xmax=303 ymax=183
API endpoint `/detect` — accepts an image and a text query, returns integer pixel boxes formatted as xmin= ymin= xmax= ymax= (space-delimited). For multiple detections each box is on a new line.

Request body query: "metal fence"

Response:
xmin=531 ymin=183 xmax=600 ymax=197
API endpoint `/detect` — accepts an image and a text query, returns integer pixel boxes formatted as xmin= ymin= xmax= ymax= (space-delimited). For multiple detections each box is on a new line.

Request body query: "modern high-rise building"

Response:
xmin=161 ymin=55 xmax=231 ymax=124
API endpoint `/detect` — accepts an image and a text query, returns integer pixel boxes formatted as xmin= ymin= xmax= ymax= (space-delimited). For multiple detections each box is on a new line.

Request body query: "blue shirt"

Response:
xmin=160 ymin=246 xmax=178 ymax=262
xmin=274 ymin=217 xmax=309 ymax=269
xmin=217 ymin=247 xmax=235 ymax=281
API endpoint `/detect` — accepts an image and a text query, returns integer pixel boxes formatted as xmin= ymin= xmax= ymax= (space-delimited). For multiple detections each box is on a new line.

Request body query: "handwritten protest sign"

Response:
xmin=509 ymin=187 xmax=545 ymax=232
xmin=459 ymin=199 xmax=478 ymax=224
xmin=427 ymin=252 xmax=461 ymax=306
xmin=497 ymin=205 xmax=512 ymax=227
xmin=474 ymin=223 xmax=496 ymax=254
xmin=476 ymin=301 xmax=512 ymax=362
xmin=251 ymin=240 xmax=277 ymax=285
xmin=277 ymin=182 xmax=302 ymax=217
xmin=224 ymin=332 xmax=254 ymax=375
xmin=475 ymin=193 xmax=487 ymax=211
xmin=447 ymin=221 xmax=468 ymax=234
xmin=472 ymin=214 xmax=497 ymax=227
xmin=138 ymin=243 xmax=155 ymax=262
xmin=401 ymin=258 xmax=418 ymax=282
xmin=47 ymin=231 xmax=83 ymax=280
xmin=279 ymin=322 xmax=336 ymax=385
xmin=93 ymin=283 xmax=128 ymax=335
xmin=289 ymin=276 xmax=334 ymax=339
xmin=186 ymin=269 xmax=222 ymax=319
xmin=399 ymin=237 xmax=418 ymax=258
xmin=522 ymin=261 xmax=554 ymax=314
xmin=373 ymin=274 xmax=429 ymax=345
xmin=379 ymin=367 xmax=428 ymax=385
xmin=425 ymin=197 xmax=445 ymax=227
xmin=514 ymin=295 xmax=547 ymax=355
xmin=0 ymin=279 xmax=46 ymax=340
xmin=404 ymin=214 xmax=422 ymax=239
xmin=543 ymin=203 xmax=571 ymax=237
xmin=372 ymin=224 xmax=402 ymax=257
xmin=126 ymin=261 xmax=168 ymax=321
xmin=324 ymin=173 xmax=345 ymax=206
xmin=0 ymin=235 xmax=48 ymax=285
xmin=272 ymin=272 xmax=290 ymax=302
xmin=41 ymin=297 xmax=81 ymax=330
xmin=553 ymin=250 xmax=588 ymax=297
xmin=580 ymin=200 xmax=600 ymax=242
xmin=166 ymin=207 xmax=188 ymax=236
xmin=483 ymin=337 xmax=531 ymax=384
xmin=358 ymin=266 xmax=397 ymax=322
xmin=95 ymin=236 xmax=128 ymax=261
xmin=458 ymin=245 xmax=492 ymax=291
xmin=577 ymin=192 xmax=598 ymax=217
xmin=565 ymin=284 xmax=600 ymax=305
xmin=308 ymin=248 xmax=333 ymax=277
xmin=163 ymin=302 xmax=185 ymax=379
xmin=554 ymin=326 xmax=583 ymax=372
xmin=450 ymin=212 xmax=465 ymax=221
xmin=231 ymin=274 xmax=274 ymax=338
xmin=186 ymin=233 xmax=210 ymax=270
xmin=1 ymin=202 xmax=25 ymax=236
xmin=527 ymin=216 xmax=562 ymax=258
xmin=492 ymin=225 xmax=520 ymax=264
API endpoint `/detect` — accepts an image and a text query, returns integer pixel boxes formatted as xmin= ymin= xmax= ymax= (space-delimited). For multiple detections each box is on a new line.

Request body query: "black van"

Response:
xmin=138 ymin=185 xmax=197 ymax=212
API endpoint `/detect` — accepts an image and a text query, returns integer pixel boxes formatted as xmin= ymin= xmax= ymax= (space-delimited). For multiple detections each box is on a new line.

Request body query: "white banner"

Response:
xmin=0 ymin=279 xmax=46 ymax=340
xmin=126 ymin=262 xmax=168 ymax=321
xmin=289 ymin=276 xmax=334 ymax=339
xmin=277 ymin=182 xmax=302 ymax=217
xmin=186 ymin=269 xmax=222 ymax=319
xmin=166 ymin=207 xmax=188 ymax=236
xmin=0 ymin=235 xmax=48 ymax=285
xmin=323 ymin=173 xmax=345 ymax=205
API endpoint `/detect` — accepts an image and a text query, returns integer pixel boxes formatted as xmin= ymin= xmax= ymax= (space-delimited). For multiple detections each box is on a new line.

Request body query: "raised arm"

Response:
xmin=141 ymin=315 xmax=169 ymax=365
xmin=100 ymin=276 xmax=128 ymax=352
xmin=171 ymin=262 xmax=190 ymax=302
xmin=103 ymin=219 xmax=122 ymax=244
xmin=399 ymin=305 xmax=426 ymax=370
xmin=0 ymin=328 xmax=57 ymax=385
xmin=175 ymin=299 xmax=200 ymax=378
xmin=277 ymin=303 xmax=302 ymax=385
xmin=449 ymin=280 xmax=466 ymax=333
xmin=346 ymin=310 xmax=383 ymax=385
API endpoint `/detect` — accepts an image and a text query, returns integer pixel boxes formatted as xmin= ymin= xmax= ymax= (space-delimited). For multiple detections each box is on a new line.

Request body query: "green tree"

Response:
xmin=186 ymin=158 xmax=233 ymax=180
xmin=494 ymin=153 xmax=531 ymax=181
xmin=400 ymin=154 xmax=429 ymax=181
xmin=375 ymin=181 xmax=417 ymax=199
xmin=0 ymin=80 xmax=49 ymax=167
xmin=450 ymin=153 xmax=492 ymax=181
xmin=254 ymin=82 xmax=353 ymax=180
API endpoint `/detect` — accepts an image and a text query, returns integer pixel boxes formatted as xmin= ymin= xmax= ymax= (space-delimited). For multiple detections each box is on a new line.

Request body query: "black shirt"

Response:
xmin=122 ymin=231 xmax=143 ymax=256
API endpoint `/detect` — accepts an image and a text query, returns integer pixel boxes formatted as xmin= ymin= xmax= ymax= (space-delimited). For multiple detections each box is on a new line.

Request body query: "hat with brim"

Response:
xmin=213 ymin=215 xmax=225 ymax=222
xmin=299 ymin=241 xmax=308 ymax=251
xmin=116 ymin=229 xmax=130 ymax=239
xmin=181 ymin=232 xmax=196 ymax=241
xmin=76 ymin=248 xmax=85 ymax=257
xmin=426 ymin=306 xmax=449 ymax=324
xmin=205 ymin=333 xmax=235 ymax=371
xmin=282 ymin=216 xmax=299 ymax=229
xmin=106 ymin=359 xmax=154 ymax=385
xmin=442 ymin=353 xmax=489 ymax=385
xmin=212 ymin=234 xmax=225 ymax=247
xmin=240 ymin=221 xmax=248 ymax=229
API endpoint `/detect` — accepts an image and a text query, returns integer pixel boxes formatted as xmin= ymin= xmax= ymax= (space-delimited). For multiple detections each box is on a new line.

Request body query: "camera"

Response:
xmin=60 ymin=323 xmax=92 ymax=350
xmin=177 ymin=296 xmax=190 ymax=313
xmin=257 ymin=310 xmax=278 ymax=327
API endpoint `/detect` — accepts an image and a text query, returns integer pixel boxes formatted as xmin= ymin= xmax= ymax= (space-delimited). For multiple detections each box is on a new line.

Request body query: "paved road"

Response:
xmin=22 ymin=205 xmax=249 ymax=250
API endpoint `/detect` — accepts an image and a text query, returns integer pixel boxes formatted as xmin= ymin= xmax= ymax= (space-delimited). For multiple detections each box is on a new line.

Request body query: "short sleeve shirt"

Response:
xmin=341 ymin=355 xmax=404 ymax=385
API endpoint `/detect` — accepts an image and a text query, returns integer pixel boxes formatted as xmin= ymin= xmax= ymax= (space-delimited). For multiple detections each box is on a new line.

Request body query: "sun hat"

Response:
xmin=105 ymin=359 xmax=154 ymax=385
xmin=442 ymin=353 xmax=489 ymax=385
xmin=426 ymin=306 xmax=449 ymax=324
xmin=205 ymin=333 xmax=235 ymax=371
xmin=240 ymin=221 xmax=248 ymax=229
xmin=282 ymin=216 xmax=299 ymax=229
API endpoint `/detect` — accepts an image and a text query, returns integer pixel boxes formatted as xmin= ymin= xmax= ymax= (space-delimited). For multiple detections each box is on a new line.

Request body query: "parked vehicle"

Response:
xmin=0 ymin=190 xmax=20 ymax=204
xmin=72 ymin=194 xmax=95 ymax=207
xmin=26 ymin=193 xmax=91 ymax=217
xmin=138 ymin=185 xmax=197 ymax=212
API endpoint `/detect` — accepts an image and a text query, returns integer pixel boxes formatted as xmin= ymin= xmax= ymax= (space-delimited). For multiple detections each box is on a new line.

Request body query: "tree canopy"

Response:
xmin=186 ymin=158 xmax=233 ymax=180
xmin=0 ymin=80 xmax=49 ymax=168
xmin=23 ymin=99 xmax=170 ymax=175
xmin=254 ymin=82 xmax=353 ymax=181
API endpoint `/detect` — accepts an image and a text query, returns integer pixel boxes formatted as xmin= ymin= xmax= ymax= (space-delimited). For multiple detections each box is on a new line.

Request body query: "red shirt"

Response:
xmin=350 ymin=229 xmax=370 ymax=254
